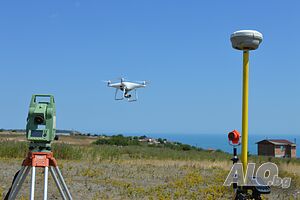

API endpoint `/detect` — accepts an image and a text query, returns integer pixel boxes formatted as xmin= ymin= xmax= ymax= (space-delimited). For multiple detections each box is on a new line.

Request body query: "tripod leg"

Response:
xmin=50 ymin=167 xmax=67 ymax=200
xmin=30 ymin=166 xmax=36 ymax=200
xmin=54 ymin=167 xmax=72 ymax=200
xmin=9 ymin=166 xmax=31 ymax=200
xmin=7 ymin=166 xmax=26 ymax=199
xmin=43 ymin=167 xmax=49 ymax=200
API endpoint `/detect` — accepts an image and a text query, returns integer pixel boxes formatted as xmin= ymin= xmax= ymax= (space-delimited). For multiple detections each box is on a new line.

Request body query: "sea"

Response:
xmin=121 ymin=133 xmax=300 ymax=158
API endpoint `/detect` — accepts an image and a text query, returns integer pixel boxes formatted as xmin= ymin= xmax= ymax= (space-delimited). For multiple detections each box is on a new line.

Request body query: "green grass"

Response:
xmin=0 ymin=141 xmax=28 ymax=158
xmin=0 ymin=141 xmax=231 ymax=161
xmin=1 ymin=140 xmax=299 ymax=166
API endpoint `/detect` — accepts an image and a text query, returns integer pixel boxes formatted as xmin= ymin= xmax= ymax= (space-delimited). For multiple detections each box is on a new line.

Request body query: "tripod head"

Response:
xmin=26 ymin=94 xmax=56 ymax=151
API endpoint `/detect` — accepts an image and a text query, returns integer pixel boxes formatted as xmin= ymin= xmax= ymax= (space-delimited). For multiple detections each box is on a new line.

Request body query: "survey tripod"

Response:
xmin=5 ymin=151 xmax=72 ymax=200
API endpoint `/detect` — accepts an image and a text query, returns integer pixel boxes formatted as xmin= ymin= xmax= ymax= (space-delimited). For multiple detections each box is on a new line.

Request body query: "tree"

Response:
xmin=139 ymin=135 xmax=147 ymax=139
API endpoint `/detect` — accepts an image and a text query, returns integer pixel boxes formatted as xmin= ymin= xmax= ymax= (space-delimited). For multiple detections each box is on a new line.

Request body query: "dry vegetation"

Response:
xmin=0 ymin=132 xmax=300 ymax=199
xmin=0 ymin=158 xmax=233 ymax=200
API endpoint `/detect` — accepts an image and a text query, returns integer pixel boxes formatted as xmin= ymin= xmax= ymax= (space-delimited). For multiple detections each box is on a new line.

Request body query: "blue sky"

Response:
xmin=0 ymin=1 xmax=299 ymax=135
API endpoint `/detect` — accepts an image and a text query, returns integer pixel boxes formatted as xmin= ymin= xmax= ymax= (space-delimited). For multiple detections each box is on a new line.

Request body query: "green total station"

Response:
xmin=26 ymin=94 xmax=56 ymax=151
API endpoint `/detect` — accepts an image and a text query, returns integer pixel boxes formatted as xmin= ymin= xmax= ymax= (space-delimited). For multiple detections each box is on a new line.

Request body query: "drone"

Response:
xmin=104 ymin=78 xmax=148 ymax=102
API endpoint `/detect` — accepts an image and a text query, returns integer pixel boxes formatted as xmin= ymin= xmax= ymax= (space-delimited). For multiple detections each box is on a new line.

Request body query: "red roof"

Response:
xmin=268 ymin=139 xmax=293 ymax=144
xmin=257 ymin=139 xmax=296 ymax=145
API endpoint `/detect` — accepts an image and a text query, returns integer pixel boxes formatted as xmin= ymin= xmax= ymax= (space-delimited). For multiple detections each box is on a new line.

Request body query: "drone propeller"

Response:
xmin=102 ymin=80 xmax=111 ymax=83
xmin=136 ymin=80 xmax=149 ymax=85
xmin=113 ymin=77 xmax=126 ymax=83
xmin=102 ymin=80 xmax=111 ymax=86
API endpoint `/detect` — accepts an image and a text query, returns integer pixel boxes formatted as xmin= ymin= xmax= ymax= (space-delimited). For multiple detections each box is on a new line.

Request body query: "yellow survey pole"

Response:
xmin=241 ymin=51 xmax=249 ymax=174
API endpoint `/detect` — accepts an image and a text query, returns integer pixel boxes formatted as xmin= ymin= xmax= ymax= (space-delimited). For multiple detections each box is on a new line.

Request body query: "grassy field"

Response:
xmin=0 ymin=132 xmax=300 ymax=199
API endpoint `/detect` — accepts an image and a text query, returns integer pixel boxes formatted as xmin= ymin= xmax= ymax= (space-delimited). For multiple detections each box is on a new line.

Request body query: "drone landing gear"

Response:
xmin=5 ymin=152 xmax=72 ymax=200
xmin=114 ymin=88 xmax=124 ymax=100
xmin=126 ymin=89 xmax=138 ymax=102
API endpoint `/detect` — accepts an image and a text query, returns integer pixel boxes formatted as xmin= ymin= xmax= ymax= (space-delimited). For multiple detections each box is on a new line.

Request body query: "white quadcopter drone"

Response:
xmin=104 ymin=78 xmax=148 ymax=102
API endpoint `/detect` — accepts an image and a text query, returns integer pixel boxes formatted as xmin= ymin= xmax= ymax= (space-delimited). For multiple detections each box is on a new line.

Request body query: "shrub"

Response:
xmin=94 ymin=135 xmax=140 ymax=146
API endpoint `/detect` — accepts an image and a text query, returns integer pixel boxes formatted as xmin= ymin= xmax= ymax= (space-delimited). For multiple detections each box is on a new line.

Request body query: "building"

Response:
xmin=138 ymin=137 xmax=160 ymax=144
xmin=256 ymin=139 xmax=296 ymax=158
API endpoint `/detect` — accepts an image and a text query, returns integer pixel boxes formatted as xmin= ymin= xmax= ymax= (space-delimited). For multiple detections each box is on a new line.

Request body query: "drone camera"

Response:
xmin=228 ymin=130 xmax=240 ymax=145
